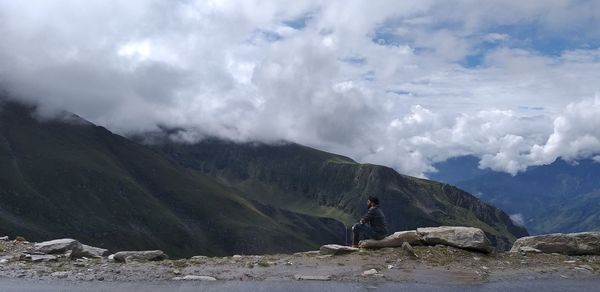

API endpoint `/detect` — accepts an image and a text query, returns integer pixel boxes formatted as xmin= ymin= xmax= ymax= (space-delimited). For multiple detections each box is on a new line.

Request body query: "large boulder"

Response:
xmin=510 ymin=232 xmax=600 ymax=255
xmin=319 ymin=244 xmax=359 ymax=255
xmin=111 ymin=250 xmax=169 ymax=263
xmin=33 ymin=239 xmax=83 ymax=256
xmin=359 ymin=230 xmax=421 ymax=248
xmin=416 ymin=226 xmax=492 ymax=253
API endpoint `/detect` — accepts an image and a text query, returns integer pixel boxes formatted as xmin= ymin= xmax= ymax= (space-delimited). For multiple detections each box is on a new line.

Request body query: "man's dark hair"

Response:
xmin=368 ymin=196 xmax=380 ymax=205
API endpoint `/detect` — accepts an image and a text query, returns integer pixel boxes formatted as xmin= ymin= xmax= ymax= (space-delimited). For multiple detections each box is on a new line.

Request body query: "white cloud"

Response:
xmin=1 ymin=1 xmax=600 ymax=177
xmin=509 ymin=213 xmax=525 ymax=226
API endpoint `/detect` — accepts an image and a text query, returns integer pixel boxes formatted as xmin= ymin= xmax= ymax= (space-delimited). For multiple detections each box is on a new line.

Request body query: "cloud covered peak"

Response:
xmin=1 ymin=1 xmax=600 ymax=176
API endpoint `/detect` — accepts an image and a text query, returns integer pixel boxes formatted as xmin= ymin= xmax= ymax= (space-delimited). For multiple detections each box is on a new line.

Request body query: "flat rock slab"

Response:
xmin=319 ymin=244 xmax=359 ymax=256
xmin=80 ymin=244 xmax=109 ymax=258
xmin=112 ymin=250 xmax=168 ymax=262
xmin=294 ymin=275 xmax=332 ymax=281
xmin=25 ymin=254 xmax=58 ymax=262
xmin=33 ymin=239 xmax=83 ymax=256
xmin=172 ymin=275 xmax=216 ymax=281
xmin=510 ymin=232 xmax=600 ymax=255
xmin=417 ymin=226 xmax=492 ymax=253
xmin=360 ymin=230 xmax=421 ymax=248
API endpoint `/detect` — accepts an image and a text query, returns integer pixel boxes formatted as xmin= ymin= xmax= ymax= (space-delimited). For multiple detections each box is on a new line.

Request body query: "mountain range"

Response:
xmin=0 ymin=98 xmax=526 ymax=257
xmin=428 ymin=156 xmax=600 ymax=234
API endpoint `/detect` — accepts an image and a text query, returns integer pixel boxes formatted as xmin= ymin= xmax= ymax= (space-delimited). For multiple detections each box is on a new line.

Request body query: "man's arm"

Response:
xmin=360 ymin=208 xmax=375 ymax=224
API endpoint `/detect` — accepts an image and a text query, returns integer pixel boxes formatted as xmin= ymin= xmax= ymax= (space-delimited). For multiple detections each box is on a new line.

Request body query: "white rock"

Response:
xmin=232 ymin=255 xmax=242 ymax=259
xmin=360 ymin=230 xmax=421 ymax=248
xmin=294 ymin=275 xmax=332 ymax=281
xmin=362 ymin=269 xmax=378 ymax=275
xmin=0 ymin=236 xmax=8 ymax=241
xmin=417 ymin=226 xmax=492 ymax=253
xmin=112 ymin=250 xmax=168 ymax=263
xmin=26 ymin=254 xmax=58 ymax=262
xmin=0 ymin=259 xmax=9 ymax=264
xmin=319 ymin=244 xmax=359 ymax=256
xmin=51 ymin=271 xmax=69 ymax=279
xmin=510 ymin=232 xmax=600 ymax=255
xmin=172 ymin=275 xmax=217 ymax=281
xmin=80 ymin=244 xmax=109 ymax=258
xmin=33 ymin=239 xmax=83 ymax=256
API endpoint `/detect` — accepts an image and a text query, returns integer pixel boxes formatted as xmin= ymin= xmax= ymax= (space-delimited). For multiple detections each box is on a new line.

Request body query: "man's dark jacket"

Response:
xmin=360 ymin=206 xmax=388 ymax=236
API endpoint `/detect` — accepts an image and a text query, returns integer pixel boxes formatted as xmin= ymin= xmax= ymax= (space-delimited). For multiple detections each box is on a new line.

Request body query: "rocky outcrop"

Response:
xmin=111 ymin=250 xmax=169 ymax=263
xmin=319 ymin=244 xmax=359 ymax=255
xmin=356 ymin=226 xmax=492 ymax=253
xmin=416 ymin=226 xmax=492 ymax=253
xmin=510 ymin=232 xmax=600 ymax=255
xmin=359 ymin=231 xmax=421 ymax=248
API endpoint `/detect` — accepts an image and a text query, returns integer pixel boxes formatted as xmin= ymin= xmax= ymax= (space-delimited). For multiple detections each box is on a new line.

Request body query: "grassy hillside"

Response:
xmin=0 ymin=101 xmax=344 ymax=257
xmin=155 ymin=139 xmax=528 ymax=250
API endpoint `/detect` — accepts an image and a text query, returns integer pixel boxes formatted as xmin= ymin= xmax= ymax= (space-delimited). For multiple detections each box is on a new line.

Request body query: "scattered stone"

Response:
xmin=578 ymin=265 xmax=594 ymax=271
xmin=111 ymin=250 xmax=168 ymax=263
xmin=172 ymin=275 xmax=217 ymax=281
xmin=191 ymin=256 xmax=208 ymax=260
xmin=416 ymin=226 xmax=492 ymax=253
xmin=510 ymin=232 xmax=600 ymax=255
xmin=107 ymin=254 xmax=115 ymax=262
xmin=294 ymin=274 xmax=332 ymax=281
xmin=0 ymin=258 xmax=9 ymax=264
xmin=564 ymin=260 xmax=576 ymax=264
xmin=574 ymin=266 xmax=593 ymax=273
xmin=517 ymin=246 xmax=542 ymax=253
xmin=402 ymin=242 xmax=418 ymax=258
xmin=33 ymin=239 xmax=83 ymax=257
xmin=51 ymin=272 xmax=69 ymax=279
xmin=0 ymin=236 xmax=8 ymax=241
xmin=316 ymin=255 xmax=333 ymax=259
xmin=362 ymin=269 xmax=378 ymax=275
xmin=14 ymin=236 xmax=26 ymax=242
xmin=173 ymin=270 xmax=181 ymax=275
xmin=387 ymin=265 xmax=395 ymax=270
xmin=232 ymin=255 xmax=242 ymax=259
xmin=360 ymin=230 xmax=421 ymax=248
xmin=319 ymin=244 xmax=359 ymax=256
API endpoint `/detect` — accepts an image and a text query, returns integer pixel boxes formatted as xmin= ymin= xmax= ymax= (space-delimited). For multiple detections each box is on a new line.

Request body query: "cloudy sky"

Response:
xmin=1 ymin=0 xmax=600 ymax=177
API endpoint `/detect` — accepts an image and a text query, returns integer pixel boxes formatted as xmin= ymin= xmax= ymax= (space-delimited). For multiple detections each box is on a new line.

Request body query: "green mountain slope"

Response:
xmin=0 ymin=101 xmax=344 ymax=257
xmin=154 ymin=139 xmax=528 ymax=250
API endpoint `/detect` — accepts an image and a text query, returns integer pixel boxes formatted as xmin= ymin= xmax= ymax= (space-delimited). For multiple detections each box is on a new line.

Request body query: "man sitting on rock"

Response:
xmin=352 ymin=196 xmax=388 ymax=248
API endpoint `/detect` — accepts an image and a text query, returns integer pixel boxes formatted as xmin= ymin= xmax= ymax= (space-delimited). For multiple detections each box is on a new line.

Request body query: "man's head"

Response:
xmin=367 ymin=196 xmax=380 ymax=208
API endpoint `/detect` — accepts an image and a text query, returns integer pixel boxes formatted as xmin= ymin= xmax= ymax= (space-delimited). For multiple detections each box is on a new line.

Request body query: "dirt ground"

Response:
xmin=0 ymin=239 xmax=598 ymax=284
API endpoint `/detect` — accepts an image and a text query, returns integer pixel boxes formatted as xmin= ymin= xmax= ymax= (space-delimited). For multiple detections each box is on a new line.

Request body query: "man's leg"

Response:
xmin=352 ymin=223 xmax=375 ymax=246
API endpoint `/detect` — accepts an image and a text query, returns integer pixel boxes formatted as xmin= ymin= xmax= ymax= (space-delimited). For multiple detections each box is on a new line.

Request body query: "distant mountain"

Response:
xmin=428 ymin=156 xmax=600 ymax=234
xmin=152 ymin=138 xmax=527 ymax=249
xmin=0 ymin=98 xmax=526 ymax=257
xmin=0 ymin=100 xmax=344 ymax=257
